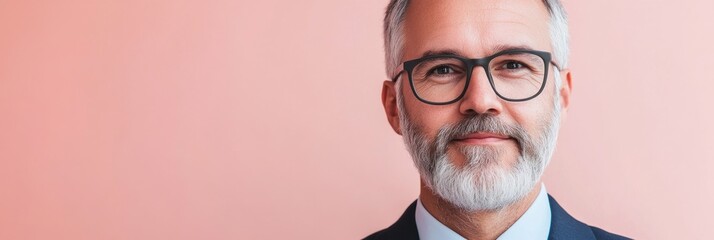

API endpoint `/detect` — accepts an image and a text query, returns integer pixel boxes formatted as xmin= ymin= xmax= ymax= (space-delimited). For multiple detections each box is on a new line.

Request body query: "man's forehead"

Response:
xmin=402 ymin=0 xmax=551 ymax=59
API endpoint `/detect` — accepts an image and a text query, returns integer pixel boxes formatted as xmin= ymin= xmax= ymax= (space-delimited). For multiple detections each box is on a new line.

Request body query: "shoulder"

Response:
xmin=590 ymin=226 xmax=631 ymax=240
xmin=363 ymin=228 xmax=396 ymax=240
xmin=548 ymin=194 xmax=631 ymax=240
xmin=363 ymin=201 xmax=419 ymax=240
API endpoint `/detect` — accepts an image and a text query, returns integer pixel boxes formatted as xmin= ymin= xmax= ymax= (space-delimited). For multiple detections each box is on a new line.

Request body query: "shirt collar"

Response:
xmin=415 ymin=184 xmax=551 ymax=240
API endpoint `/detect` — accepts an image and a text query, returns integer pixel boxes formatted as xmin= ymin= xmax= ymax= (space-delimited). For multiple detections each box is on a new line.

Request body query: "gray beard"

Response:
xmin=397 ymin=86 xmax=561 ymax=211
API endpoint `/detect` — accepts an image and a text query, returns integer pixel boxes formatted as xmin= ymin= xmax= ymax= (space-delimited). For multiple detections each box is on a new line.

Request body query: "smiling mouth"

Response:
xmin=453 ymin=132 xmax=514 ymax=145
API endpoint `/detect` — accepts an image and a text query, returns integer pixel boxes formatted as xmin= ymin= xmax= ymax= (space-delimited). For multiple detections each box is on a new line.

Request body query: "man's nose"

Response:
xmin=458 ymin=66 xmax=503 ymax=115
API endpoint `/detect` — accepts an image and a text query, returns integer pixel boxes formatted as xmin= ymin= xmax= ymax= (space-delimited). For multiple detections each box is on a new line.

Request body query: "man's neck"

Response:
xmin=418 ymin=181 xmax=543 ymax=240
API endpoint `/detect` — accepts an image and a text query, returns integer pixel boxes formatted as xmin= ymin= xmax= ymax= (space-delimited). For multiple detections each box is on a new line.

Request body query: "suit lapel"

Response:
xmin=547 ymin=195 xmax=597 ymax=240
xmin=373 ymin=201 xmax=420 ymax=240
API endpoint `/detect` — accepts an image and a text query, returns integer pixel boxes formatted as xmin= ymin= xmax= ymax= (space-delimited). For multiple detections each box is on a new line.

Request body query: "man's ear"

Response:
xmin=559 ymin=70 xmax=573 ymax=119
xmin=382 ymin=80 xmax=402 ymax=135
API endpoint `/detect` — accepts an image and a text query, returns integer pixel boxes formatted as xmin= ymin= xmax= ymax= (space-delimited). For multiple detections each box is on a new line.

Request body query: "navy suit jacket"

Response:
xmin=364 ymin=195 xmax=630 ymax=240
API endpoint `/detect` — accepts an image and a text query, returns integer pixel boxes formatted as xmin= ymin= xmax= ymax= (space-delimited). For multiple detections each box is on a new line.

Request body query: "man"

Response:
xmin=365 ymin=0 xmax=630 ymax=239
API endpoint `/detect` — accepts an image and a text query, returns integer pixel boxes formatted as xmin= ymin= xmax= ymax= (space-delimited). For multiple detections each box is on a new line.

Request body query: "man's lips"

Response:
xmin=453 ymin=132 xmax=513 ymax=144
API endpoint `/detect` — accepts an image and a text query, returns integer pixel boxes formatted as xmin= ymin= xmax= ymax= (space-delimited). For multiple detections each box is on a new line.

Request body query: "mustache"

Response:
xmin=434 ymin=114 xmax=532 ymax=153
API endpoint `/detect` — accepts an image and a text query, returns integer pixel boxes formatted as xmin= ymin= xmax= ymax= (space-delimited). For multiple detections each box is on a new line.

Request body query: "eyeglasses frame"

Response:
xmin=391 ymin=49 xmax=561 ymax=105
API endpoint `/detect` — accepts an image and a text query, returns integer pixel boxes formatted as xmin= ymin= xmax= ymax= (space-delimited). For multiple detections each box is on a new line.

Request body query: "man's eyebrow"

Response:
xmin=421 ymin=49 xmax=462 ymax=58
xmin=419 ymin=44 xmax=537 ymax=58
xmin=491 ymin=44 xmax=535 ymax=53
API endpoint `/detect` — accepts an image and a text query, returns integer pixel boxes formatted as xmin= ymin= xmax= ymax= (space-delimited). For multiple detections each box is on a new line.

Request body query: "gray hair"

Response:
xmin=383 ymin=0 xmax=570 ymax=86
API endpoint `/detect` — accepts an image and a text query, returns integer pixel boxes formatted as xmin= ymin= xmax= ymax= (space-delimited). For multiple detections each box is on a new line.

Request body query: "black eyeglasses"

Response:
xmin=391 ymin=49 xmax=561 ymax=105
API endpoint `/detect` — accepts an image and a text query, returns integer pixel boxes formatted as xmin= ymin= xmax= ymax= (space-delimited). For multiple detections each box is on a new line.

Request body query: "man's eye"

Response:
xmin=432 ymin=66 xmax=455 ymax=75
xmin=504 ymin=61 xmax=524 ymax=69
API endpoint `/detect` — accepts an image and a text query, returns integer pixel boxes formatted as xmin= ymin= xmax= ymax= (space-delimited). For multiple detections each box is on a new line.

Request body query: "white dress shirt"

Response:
xmin=415 ymin=184 xmax=552 ymax=240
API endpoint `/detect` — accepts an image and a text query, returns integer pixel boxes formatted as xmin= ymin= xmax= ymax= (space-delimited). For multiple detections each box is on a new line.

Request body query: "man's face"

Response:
xmin=383 ymin=0 xmax=572 ymax=210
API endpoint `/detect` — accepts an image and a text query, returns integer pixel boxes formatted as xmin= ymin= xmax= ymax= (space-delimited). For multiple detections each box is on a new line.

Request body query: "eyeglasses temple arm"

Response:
xmin=391 ymin=70 xmax=405 ymax=82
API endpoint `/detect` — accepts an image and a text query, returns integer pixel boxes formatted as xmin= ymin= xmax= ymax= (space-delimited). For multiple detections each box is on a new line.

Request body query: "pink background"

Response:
xmin=1 ymin=0 xmax=713 ymax=239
